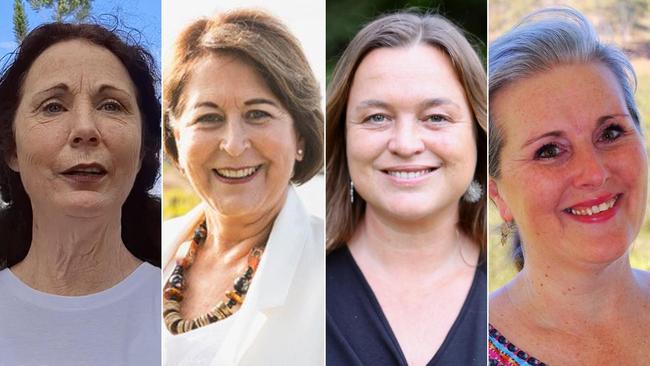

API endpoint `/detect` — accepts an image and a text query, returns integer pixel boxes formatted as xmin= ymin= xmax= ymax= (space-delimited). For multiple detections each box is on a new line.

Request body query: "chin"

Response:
xmin=55 ymin=192 xmax=116 ymax=218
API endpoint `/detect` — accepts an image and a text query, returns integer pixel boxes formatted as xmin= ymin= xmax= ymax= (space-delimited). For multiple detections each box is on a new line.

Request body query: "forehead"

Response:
xmin=491 ymin=62 xmax=626 ymax=137
xmin=182 ymin=54 xmax=276 ymax=103
xmin=21 ymin=39 xmax=136 ymax=95
xmin=348 ymin=44 xmax=468 ymax=107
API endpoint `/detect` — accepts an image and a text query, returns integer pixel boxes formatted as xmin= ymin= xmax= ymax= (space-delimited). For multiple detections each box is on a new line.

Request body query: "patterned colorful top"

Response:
xmin=488 ymin=324 xmax=548 ymax=366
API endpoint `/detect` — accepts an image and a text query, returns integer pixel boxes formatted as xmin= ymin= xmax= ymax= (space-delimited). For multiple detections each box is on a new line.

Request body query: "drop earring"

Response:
xmin=350 ymin=180 xmax=355 ymax=204
xmin=463 ymin=180 xmax=483 ymax=203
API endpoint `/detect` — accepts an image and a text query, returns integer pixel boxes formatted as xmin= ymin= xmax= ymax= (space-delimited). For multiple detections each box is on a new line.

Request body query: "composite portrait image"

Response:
xmin=0 ymin=0 xmax=648 ymax=365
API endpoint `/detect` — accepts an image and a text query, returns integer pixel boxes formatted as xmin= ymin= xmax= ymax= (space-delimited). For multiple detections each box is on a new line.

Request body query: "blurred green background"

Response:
xmin=489 ymin=0 xmax=650 ymax=292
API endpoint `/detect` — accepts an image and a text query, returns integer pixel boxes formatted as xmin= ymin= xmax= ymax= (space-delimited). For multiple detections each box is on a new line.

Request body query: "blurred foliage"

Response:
xmin=13 ymin=0 xmax=28 ymax=43
xmin=326 ymin=0 xmax=487 ymax=85
xmin=489 ymin=1 xmax=650 ymax=291
xmin=29 ymin=0 xmax=93 ymax=22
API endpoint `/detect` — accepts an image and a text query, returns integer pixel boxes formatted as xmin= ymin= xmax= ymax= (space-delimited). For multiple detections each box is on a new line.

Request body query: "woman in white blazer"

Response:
xmin=161 ymin=9 xmax=324 ymax=365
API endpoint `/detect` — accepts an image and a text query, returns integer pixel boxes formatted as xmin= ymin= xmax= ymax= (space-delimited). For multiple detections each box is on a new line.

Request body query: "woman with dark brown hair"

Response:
xmin=0 ymin=22 xmax=161 ymax=365
xmin=326 ymin=11 xmax=487 ymax=366
xmin=162 ymin=8 xmax=324 ymax=365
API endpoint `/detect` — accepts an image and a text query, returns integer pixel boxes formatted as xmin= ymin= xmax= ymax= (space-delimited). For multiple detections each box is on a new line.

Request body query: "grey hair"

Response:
xmin=488 ymin=6 xmax=640 ymax=178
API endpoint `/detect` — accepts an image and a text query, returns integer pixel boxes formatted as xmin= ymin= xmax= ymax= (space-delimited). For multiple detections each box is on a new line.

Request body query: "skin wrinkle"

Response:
xmin=9 ymin=40 xmax=143 ymax=296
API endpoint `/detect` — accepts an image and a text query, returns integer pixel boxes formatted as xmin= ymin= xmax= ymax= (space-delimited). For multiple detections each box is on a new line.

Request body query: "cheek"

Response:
xmin=346 ymin=129 xmax=383 ymax=172
xmin=176 ymin=130 xmax=211 ymax=171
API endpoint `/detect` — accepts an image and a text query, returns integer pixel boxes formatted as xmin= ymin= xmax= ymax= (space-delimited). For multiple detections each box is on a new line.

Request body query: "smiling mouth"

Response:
xmin=213 ymin=165 xmax=261 ymax=179
xmin=564 ymin=194 xmax=621 ymax=216
xmin=383 ymin=168 xmax=436 ymax=180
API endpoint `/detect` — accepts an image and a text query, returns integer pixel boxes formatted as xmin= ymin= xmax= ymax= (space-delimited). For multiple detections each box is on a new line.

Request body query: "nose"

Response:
xmin=69 ymin=108 xmax=100 ymax=147
xmin=219 ymin=119 xmax=250 ymax=156
xmin=387 ymin=119 xmax=425 ymax=157
xmin=572 ymin=147 xmax=610 ymax=189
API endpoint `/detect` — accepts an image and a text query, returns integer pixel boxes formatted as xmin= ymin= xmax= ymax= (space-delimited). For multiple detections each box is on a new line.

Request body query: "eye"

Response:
xmin=99 ymin=100 xmax=123 ymax=113
xmin=599 ymin=124 xmax=624 ymax=143
xmin=424 ymin=114 xmax=450 ymax=123
xmin=196 ymin=113 xmax=225 ymax=124
xmin=363 ymin=114 xmax=389 ymax=123
xmin=246 ymin=110 xmax=271 ymax=120
xmin=534 ymin=143 xmax=564 ymax=160
xmin=42 ymin=101 xmax=65 ymax=114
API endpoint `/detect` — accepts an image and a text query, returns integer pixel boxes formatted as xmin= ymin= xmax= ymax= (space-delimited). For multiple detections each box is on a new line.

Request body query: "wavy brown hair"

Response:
xmin=326 ymin=11 xmax=487 ymax=254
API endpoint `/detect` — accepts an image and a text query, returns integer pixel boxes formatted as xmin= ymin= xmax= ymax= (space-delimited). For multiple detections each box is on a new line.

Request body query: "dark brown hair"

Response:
xmin=0 ymin=23 xmax=161 ymax=268
xmin=326 ymin=11 xmax=487 ymax=253
xmin=163 ymin=9 xmax=323 ymax=184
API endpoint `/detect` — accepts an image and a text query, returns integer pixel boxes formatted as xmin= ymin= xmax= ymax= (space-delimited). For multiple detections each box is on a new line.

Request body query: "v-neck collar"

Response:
xmin=342 ymin=245 xmax=482 ymax=366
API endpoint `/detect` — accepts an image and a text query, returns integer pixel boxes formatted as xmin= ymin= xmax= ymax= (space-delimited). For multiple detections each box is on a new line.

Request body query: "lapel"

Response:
xmin=212 ymin=187 xmax=310 ymax=365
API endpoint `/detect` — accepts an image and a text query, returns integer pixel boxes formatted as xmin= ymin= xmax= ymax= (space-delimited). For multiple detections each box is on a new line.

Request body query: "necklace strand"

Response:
xmin=163 ymin=220 xmax=264 ymax=334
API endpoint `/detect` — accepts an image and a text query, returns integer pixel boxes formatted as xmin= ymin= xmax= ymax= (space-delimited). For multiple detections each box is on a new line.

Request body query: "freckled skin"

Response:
xmin=489 ymin=63 xmax=650 ymax=365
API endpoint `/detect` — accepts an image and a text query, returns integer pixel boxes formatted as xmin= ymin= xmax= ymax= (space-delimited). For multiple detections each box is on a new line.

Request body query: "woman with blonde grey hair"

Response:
xmin=489 ymin=7 xmax=650 ymax=365
xmin=326 ymin=11 xmax=487 ymax=366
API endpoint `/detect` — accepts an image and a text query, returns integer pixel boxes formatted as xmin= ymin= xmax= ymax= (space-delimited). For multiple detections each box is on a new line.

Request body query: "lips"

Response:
xmin=562 ymin=193 xmax=622 ymax=223
xmin=61 ymin=163 xmax=107 ymax=176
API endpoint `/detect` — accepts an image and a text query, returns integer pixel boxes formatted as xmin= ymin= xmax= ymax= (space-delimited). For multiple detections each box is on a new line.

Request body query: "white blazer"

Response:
xmin=162 ymin=187 xmax=324 ymax=366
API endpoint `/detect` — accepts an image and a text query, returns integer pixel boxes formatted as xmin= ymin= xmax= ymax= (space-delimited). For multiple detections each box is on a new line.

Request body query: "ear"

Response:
xmin=489 ymin=178 xmax=513 ymax=222
xmin=5 ymin=150 xmax=19 ymax=173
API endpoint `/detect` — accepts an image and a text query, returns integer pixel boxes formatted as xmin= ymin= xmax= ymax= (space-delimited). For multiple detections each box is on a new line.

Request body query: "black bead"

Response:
xmin=507 ymin=343 xmax=517 ymax=352
xmin=172 ymin=265 xmax=184 ymax=275
xmin=527 ymin=358 xmax=538 ymax=365
xmin=497 ymin=335 xmax=506 ymax=344
xmin=234 ymin=276 xmax=250 ymax=294
xmin=517 ymin=351 xmax=528 ymax=359
xmin=244 ymin=267 xmax=254 ymax=279
xmin=489 ymin=360 xmax=498 ymax=366
xmin=227 ymin=299 xmax=237 ymax=308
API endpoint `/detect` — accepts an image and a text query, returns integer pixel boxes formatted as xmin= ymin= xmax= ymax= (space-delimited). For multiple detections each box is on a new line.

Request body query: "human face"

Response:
xmin=490 ymin=63 xmax=648 ymax=267
xmin=10 ymin=40 xmax=142 ymax=218
xmin=345 ymin=45 xmax=476 ymax=222
xmin=173 ymin=55 xmax=302 ymax=218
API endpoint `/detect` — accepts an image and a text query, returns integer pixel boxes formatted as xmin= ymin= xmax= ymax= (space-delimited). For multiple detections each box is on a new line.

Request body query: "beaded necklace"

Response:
xmin=163 ymin=220 xmax=264 ymax=335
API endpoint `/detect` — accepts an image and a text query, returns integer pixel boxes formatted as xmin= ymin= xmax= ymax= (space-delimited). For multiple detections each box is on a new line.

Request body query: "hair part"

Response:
xmin=0 ymin=22 xmax=161 ymax=268
xmin=163 ymin=9 xmax=323 ymax=185
xmin=326 ymin=10 xmax=487 ymax=255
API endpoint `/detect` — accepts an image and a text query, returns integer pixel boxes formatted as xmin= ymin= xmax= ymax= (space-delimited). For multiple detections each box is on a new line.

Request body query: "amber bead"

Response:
xmin=164 ymin=287 xmax=184 ymax=301
xmin=226 ymin=290 xmax=243 ymax=304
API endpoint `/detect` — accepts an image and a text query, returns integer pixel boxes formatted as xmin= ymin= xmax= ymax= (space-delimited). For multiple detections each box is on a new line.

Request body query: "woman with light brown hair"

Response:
xmin=326 ymin=11 xmax=487 ymax=366
xmin=162 ymin=8 xmax=324 ymax=365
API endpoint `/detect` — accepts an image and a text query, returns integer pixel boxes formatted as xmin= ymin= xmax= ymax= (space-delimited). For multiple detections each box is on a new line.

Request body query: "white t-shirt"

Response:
xmin=0 ymin=262 xmax=161 ymax=366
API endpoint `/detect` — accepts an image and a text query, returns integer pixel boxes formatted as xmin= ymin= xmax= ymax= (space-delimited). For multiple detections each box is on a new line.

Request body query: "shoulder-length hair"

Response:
xmin=0 ymin=23 xmax=161 ymax=268
xmin=163 ymin=8 xmax=323 ymax=185
xmin=326 ymin=11 xmax=487 ymax=253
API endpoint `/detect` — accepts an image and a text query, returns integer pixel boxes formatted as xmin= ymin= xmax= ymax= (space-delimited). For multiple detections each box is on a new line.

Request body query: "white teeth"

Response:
xmin=387 ymin=169 xmax=432 ymax=180
xmin=569 ymin=196 xmax=618 ymax=216
xmin=216 ymin=166 xmax=258 ymax=178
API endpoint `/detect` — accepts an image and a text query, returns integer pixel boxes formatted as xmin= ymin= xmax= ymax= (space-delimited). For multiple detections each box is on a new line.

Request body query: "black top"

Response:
xmin=326 ymin=246 xmax=487 ymax=366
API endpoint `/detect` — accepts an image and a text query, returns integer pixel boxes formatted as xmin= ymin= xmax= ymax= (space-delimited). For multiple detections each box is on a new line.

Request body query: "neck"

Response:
xmin=201 ymin=190 xmax=286 ymax=265
xmin=10 ymin=208 xmax=140 ymax=296
xmin=508 ymin=253 xmax=642 ymax=331
xmin=348 ymin=204 xmax=477 ymax=277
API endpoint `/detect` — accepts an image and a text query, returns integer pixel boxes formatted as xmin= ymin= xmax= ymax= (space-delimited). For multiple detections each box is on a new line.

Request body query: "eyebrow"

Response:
xmin=97 ymin=84 xmax=133 ymax=97
xmin=355 ymin=98 xmax=461 ymax=111
xmin=521 ymin=113 xmax=631 ymax=148
xmin=32 ymin=83 xmax=68 ymax=99
xmin=244 ymin=98 xmax=278 ymax=107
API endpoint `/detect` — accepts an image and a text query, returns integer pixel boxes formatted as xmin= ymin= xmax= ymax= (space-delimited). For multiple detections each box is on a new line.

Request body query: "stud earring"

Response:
xmin=297 ymin=148 xmax=304 ymax=161
xmin=463 ymin=180 xmax=483 ymax=203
